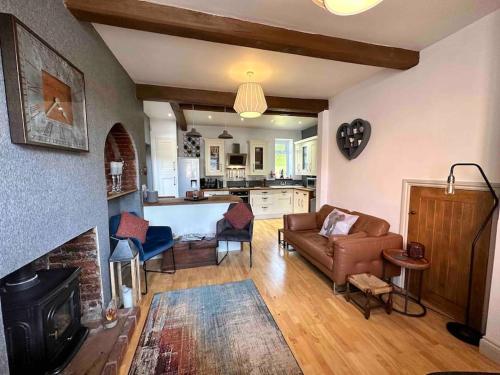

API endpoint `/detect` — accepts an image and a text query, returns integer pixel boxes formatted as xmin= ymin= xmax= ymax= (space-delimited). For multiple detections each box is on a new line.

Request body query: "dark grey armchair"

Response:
xmin=216 ymin=203 xmax=254 ymax=267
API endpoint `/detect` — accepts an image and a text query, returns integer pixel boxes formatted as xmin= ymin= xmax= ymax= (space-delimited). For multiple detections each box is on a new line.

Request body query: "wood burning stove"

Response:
xmin=1 ymin=266 xmax=88 ymax=375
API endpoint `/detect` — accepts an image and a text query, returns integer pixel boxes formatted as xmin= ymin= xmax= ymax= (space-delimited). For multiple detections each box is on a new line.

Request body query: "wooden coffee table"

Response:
xmin=382 ymin=249 xmax=430 ymax=317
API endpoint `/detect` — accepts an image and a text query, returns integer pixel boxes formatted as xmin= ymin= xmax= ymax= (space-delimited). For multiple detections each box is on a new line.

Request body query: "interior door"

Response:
xmin=153 ymin=138 xmax=178 ymax=197
xmin=407 ymin=186 xmax=493 ymax=331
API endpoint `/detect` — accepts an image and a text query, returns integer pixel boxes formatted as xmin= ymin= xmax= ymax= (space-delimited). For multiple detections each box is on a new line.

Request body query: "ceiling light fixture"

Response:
xmin=168 ymin=113 xmax=172 ymax=117
xmin=218 ymin=107 xmax=234 ymax=139
xmin=208 ymin=115 xmax=212 ymax=119
xmin=312 ymin=0 xmax=383 ymax=16
xmin=185 ymin=104 xmax=202 ymax=138
xmin=233 ymin=71 xmax=267 ymax=119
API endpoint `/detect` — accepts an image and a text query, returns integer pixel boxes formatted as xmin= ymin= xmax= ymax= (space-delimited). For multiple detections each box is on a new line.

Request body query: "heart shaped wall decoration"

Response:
xmin=336 ymin=119 xmax=371 ymax=160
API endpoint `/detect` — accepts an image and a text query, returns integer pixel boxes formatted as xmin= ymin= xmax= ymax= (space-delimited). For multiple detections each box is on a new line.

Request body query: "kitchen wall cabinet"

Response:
xmin=294 ymin=136 xmax=317 ymax=176
xmin=204 ymin=139 xmax=225 ymax=176
xmin=248 ymin=140 xmax=268 ymax=176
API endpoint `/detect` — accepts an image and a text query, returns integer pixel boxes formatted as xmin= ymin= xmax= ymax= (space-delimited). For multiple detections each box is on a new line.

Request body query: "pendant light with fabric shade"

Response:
xmin=233 ymin=71 xmax=267 ymax=119
xmin=186 ymin=104 xmax=202 ymax=138
xmin=218 ymin=107 xmax=233 ymax=139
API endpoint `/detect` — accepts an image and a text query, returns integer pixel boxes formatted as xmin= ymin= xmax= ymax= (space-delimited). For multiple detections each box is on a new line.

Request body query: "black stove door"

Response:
xmin=42 ymin=278 xmax=81 ymax=362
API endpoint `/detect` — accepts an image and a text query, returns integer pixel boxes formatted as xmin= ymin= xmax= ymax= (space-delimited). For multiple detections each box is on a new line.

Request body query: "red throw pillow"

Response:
xmin=224 ymin=203 xmax=254 ymax=230
xmin=116 ymin=212 xmax=149 ymax=244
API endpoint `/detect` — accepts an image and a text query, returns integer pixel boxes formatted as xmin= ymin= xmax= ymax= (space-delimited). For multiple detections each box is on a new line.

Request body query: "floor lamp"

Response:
xmin=445 ymin=163 xmax=498 ymax=346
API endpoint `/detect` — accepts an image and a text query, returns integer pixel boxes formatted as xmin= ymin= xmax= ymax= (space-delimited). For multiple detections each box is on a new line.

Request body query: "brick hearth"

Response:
xmin=33 ymin=228 xmax=102 ymax=322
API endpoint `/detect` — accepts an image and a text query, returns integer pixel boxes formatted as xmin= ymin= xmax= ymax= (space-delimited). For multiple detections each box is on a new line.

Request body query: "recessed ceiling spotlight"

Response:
xmin=168 ymin=113 xmax=172 ymax=117
xmin=299 ymin=121 xmax=302 ymax=124
xmin=208 ymin=115 xmax=212 ymax=119
xmin=240 ymin=118 xmax=244 ymax=122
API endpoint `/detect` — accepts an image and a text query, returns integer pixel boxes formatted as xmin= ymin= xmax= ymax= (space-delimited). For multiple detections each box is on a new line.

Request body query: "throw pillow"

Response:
xmin=224 ymin=203 xmax=254 ymax=230
xmin=116 ymin=212 xmax=149 ymax=244
xmin=319 ymin=209 xmax=359 ymax=237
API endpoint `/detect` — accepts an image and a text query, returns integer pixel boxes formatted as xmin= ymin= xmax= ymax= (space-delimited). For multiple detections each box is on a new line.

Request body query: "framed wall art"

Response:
xmin=0 ymin=13 xmax=89 ymax=151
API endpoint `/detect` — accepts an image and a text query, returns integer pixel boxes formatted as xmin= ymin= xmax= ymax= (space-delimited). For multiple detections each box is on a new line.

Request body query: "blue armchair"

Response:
xmin=109 ymin=212 xmax=175 ymax=294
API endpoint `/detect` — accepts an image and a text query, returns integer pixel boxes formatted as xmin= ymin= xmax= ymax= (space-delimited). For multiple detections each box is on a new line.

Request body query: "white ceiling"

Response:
xmin=143 ymin=0 xmax=500 ymax=50
xmin=184 ymin=110 xmax=317 ymax=130
xmin=94 ymin=24 xmax=383 ymax=99
xmin=143 ymin=101 xmax=174 ymax=119
xmin=94 ymin=0 xmax=500 ymax=99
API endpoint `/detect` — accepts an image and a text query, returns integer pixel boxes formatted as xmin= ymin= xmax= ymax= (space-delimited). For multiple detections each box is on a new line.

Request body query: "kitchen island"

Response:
xmin=144 ymin=195 xmax=243 ymax=252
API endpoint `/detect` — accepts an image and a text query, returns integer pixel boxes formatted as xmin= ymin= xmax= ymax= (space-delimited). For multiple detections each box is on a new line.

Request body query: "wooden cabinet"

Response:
xmin=294 ymin=136 xmax=317 ymax=176
xmin=248 ymin=140 xmax=268 ymax=176
xmin=293 ymin=190 xmax=309 ymax=213
xmin=204 ymin=139 xmax=225 ymax=176
xmin=251 ymin=188 xmax=308 ymax=218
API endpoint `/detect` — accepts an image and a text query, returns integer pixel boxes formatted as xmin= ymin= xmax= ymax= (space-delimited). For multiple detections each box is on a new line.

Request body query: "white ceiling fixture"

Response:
xmin=312 ymin=0 xmax=383 ymax=16
xmin=233 ymin=71 xmax=268 ymax=118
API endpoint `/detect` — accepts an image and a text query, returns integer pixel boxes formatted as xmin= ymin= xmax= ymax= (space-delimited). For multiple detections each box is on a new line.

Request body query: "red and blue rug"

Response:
xmin=129 ymin=280 xmax=302 ymax=374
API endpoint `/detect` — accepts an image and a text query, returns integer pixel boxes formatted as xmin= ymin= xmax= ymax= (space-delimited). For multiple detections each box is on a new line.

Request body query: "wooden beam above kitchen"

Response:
xmin=169 ymin=102 xmax=187 ymax=131
xmin=64 ymin=0 xmax=419 ymax=70
xmin=178 ymin=104 xmax=319 ymax=118
xmin=136 ymin=84 xmax=329 ymax=115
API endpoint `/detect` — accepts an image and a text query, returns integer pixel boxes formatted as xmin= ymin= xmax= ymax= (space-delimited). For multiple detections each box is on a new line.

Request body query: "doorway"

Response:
xmin=407 ymin=186 xmax=494 ymax=332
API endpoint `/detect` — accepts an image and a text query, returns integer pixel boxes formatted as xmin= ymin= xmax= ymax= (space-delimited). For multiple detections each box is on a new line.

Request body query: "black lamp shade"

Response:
xmin=218 ymin=130 xmax=233 ymax=139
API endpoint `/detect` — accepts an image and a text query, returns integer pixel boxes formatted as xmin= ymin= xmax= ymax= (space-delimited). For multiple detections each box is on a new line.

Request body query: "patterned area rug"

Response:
xmin=129 ymin=280 xmax=302 ymax=375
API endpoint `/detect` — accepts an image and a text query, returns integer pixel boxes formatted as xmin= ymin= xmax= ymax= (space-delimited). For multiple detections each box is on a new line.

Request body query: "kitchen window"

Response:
xmin=275 ymin=139 xmax=293 ymax=178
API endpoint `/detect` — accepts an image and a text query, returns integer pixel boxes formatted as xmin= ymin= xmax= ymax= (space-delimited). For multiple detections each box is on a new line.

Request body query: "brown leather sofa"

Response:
xmin=284 ymin=205 xmax=402 ymax=288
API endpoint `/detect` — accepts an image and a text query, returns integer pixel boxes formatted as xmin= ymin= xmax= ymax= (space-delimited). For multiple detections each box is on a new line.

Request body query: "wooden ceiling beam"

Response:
xmin=178 ymin=104 xmax=318 ymax=118
xmin=64 ymin=0 xmax=419 ymax=70
xmin=136 ymin=84 xmax=329 ymax=115
xmin=169 ymin=102 xmax=187 ymax=131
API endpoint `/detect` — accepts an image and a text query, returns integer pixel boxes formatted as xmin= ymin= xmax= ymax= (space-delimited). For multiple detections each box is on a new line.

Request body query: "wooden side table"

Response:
xmin=382 ymin=249 xmax=430 ymax=317
xmin=346 ymin=273 xmax=393 ymax=319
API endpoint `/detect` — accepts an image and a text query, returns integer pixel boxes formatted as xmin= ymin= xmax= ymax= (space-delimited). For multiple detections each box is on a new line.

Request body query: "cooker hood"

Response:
xmin=227 ymin=144 xmax=247 ymax=167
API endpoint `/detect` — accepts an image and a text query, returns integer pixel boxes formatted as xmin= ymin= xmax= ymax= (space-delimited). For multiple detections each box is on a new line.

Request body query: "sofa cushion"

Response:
xmin=287 ymin=213 xmax=318 ymax=231
xmin=116 ymin=212 xmax=149 ymax=244
xmin=319 ymin=209 xmax=345 ymax=237
xmin=350 ymin=212 xmax=390 ymax=237
xmin=316 ymin=205 xmax=350 ymax=228
xmin=285 ymin=230 xmax=333 ymax=270
xmin=325 ymin=231 xmax=368 ymax=256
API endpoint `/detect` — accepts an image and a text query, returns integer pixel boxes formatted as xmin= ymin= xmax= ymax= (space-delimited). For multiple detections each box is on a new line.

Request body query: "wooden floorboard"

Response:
xmin=120 ymin=219 xmax=500 ymax=374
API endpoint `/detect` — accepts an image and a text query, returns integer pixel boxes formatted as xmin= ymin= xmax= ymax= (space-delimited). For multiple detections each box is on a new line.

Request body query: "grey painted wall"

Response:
xmin=0 ymin=0 xmax=145 ymax=372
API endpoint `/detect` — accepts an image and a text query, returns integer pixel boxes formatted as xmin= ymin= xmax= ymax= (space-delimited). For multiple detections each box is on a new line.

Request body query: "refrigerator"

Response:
xmin=177 ymin=157 xmax=200 ymax=198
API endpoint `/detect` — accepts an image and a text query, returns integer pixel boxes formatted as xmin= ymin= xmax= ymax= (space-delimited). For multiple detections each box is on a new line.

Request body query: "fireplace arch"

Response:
xmin=104 ymin=123 xmax=139 ymax=199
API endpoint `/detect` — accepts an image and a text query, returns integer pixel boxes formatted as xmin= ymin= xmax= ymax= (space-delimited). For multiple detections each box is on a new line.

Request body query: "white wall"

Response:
xmin=177 ymin=124 xmax=302 ymax=180
xmin=325 ymin=10 xmax=500 ymax=362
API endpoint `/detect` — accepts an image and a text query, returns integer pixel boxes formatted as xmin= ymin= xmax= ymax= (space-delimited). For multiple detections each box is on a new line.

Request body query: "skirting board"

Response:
xmin=480 ymin=337 xmax=500 ymax=364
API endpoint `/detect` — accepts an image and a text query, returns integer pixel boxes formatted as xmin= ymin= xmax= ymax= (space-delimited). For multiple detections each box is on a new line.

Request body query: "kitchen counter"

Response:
xmin=202 ymin=186 xmax=315 ymax=193
xmin=144 ymin=195 xmax=242 ymax=207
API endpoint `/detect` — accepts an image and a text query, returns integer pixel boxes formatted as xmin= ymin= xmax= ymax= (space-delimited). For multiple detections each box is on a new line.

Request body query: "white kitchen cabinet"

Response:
xmin=251 ymin=188 xmax=306 ymax=218
xmin=293 ymin=190 xmax=309 ymax=213
xmin=294 ymin=136 xmax=317 ymax=176
xmin=248 ymin=140 xmax=268 ymax=176
xmin=204 ymin=139 xmax=225 ymax=176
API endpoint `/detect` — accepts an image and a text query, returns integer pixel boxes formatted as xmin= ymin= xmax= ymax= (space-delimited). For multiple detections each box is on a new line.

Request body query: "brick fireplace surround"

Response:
xmin=33 ymin=228 xmax=103 ymax=323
